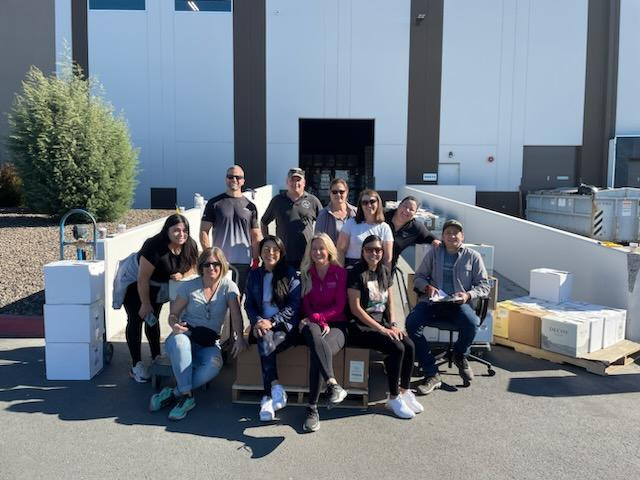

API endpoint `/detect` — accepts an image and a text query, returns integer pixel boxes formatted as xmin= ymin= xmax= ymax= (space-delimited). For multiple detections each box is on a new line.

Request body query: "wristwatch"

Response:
xmin=390 ymin=322 xmax=399 ymax=328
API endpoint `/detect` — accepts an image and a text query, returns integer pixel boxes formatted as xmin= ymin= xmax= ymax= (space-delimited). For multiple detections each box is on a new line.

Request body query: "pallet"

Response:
xmin=231 ymin=383 xmax=369 ymax=409
xmin=493 ymin=337 xmax=640 ymax=376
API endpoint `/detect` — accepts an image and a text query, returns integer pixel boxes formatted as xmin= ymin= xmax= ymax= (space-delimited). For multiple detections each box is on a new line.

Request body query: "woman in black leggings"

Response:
xmin=123 ymin=214 xmax=198 ymax=382
xmin=346 ymin=235 xmax=423 ymax=419
xmin=298 ymin=233 xmax=349 ymax=432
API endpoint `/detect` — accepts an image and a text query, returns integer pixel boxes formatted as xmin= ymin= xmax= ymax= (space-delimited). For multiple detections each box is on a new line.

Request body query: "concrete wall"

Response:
xmin=265 ymin=0 xmax=411 ymax=191
xmin=400 ymin=185 xmax=640 ymax=340
xmin=404 ymin=184 xmax=476 ymax=205
xmin=0 ymin=0 xmax=56 ymax=164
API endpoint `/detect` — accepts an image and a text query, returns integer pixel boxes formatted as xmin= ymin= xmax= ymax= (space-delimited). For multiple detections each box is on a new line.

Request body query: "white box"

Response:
xmin=541 ymin=315 xmax=590 ymax=357
xmin=45 ymin=340 xmax=103 ymax=380
xmin=529 ymin=268 xmax=573 ymax=303
xmin=44 ymin=260 xmax=105 ymax=305
xmin=44 ymin=300 xmax=104 ymax=343
xmin=438 ymin=330 xmax=458 ymax=343
xmin=474 ymin=311 xmax=493 ymax=344
xmin=423 ymin=327 xmax=439 ymax=342
xmin=465 ymin=244 xmax=494 ymax=275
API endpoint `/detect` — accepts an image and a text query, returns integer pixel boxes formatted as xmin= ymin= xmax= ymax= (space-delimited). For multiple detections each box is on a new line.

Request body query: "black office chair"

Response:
xmin=411 ymin=287 xmax=495 ymax=385
xmin=434 ymin=296 xmax=495 ymax=384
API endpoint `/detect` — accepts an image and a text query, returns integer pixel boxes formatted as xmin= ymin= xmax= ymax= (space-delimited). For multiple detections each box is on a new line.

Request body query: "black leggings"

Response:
xmin=301 ymin=323 xmax=346 ymax=405
xmin=347 ymin=324 xmax=414 ymax=396
xmin=122 ymin=282 xmax=162 ymax=364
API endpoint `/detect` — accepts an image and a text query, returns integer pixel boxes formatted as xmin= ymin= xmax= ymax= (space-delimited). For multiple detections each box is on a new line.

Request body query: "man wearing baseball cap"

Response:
xmin=261 ymin=167 xmax=322 ymax=270
xmin=405 ymin=219 xmax=490 ymax=394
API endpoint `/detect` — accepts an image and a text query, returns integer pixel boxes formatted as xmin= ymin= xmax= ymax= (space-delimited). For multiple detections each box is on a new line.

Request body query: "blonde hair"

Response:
xmin=300 ymin=233 xmax=342 ymax=296
xmin=197 ymin=247 xmax=229 ymax=280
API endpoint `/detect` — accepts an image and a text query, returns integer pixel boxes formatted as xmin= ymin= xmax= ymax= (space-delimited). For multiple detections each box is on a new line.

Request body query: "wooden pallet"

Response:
xmin=493 ymin=337 xmax=640 ymax=375
xmin=231 ymin=383 xmax=369 ymax=409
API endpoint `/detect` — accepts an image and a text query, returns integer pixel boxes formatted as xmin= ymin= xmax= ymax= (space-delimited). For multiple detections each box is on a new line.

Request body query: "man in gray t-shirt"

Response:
xmin=200 ymin=165 xmax=261 ymax=291
xmin=260 ymin=167 xmax=322 ymax=270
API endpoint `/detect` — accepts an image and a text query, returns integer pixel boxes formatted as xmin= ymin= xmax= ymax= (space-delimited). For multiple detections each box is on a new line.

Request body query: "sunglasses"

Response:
xmin=361 ymin=198 xmax=378 ymax=206
xmin=364 ymin=246 xmax=383 ymax=255
xmin=226 ymin=174 xmax=244 ymax=180
xmin=202 ymin=261 xmax=222 ymax=269
xmin=331 ymin=189 xmax=346 ymax=195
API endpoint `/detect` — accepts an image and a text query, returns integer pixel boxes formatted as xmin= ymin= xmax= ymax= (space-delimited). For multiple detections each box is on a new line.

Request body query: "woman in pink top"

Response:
xmin=298 ymin=233 xmax=348 ymax=432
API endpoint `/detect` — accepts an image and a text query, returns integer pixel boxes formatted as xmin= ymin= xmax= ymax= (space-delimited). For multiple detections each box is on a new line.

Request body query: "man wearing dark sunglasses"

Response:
xmin=200 ymin=165 xmax=261 ymax=292
xmin=261 ymin=167 xmax=322 ymax=270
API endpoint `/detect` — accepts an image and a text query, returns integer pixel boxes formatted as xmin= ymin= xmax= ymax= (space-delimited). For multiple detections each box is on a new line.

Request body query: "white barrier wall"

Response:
xmin=400 ymin=186 xmax=640 ymax=341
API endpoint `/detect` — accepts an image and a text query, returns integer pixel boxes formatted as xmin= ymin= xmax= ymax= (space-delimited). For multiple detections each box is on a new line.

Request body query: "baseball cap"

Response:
xmin=442 ymin=219 xmax=463 ymax=232
xmin=287 ymin=167 xmax=305 ymax=179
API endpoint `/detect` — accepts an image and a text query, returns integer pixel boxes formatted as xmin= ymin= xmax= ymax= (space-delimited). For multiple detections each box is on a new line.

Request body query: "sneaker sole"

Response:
xmin=168 ymin=402 xmax=195 ymax=421
xmin=385 ymin=403 xmax=415 ymax=419
xmin=129 ymin=370 xmax=150 ymax=383
xmin=327 ymin=389 xmax=348 ymax=409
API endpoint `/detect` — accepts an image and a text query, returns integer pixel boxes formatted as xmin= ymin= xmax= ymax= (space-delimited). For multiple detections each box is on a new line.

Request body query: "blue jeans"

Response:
xmin=249 ymin=327 xmax=299 ymax=394
xmin=405 ymin=301 xmax=479 ymax=377
xmin=165 ymin=333 xmax=223 ymax=395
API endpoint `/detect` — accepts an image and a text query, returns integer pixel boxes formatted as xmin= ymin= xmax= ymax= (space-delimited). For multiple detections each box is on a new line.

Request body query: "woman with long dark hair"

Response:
xmin=245 ymin=235 xmax=301 ymax=421
xmin=337 ymin=189 xmax=393 ymax=268
xmin=123 ymin=213 xmax=198 ymax=382
xmin=346 ymin=235 xmax=423 ymax=419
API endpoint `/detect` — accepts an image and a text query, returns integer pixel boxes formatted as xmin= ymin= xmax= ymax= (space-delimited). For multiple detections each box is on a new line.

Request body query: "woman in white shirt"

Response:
xmin=337 ymin=189 xmax=393 ymax=268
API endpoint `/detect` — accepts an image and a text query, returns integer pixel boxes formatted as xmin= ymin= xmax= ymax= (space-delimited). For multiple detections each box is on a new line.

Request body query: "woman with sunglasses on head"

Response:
xmin=123 ymin=213 xmax=198 ymax=383
xmin=298 ymin=233 xmax=349 ymax=432
xmin=385 ymin=195 xmax=441 ymax=271
xmin=245 ymin=235 xmax=301 ymax=421
xmin=149 ymin=248 xmax=246 ymax=420
xmin=346 ymin=235 xmax=423 ymax=419
xmin=315 ymin=178 xmax=357 ymax=245
xmin=337 ymin=189 xmax=393 ymax=269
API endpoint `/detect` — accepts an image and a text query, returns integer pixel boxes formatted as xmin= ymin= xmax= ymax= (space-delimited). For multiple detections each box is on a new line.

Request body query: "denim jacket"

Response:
xmin=245 ymin=266 xmax=301 ymax=331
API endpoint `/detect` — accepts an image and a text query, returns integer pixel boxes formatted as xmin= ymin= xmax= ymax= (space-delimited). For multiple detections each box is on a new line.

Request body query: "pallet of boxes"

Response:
xmin=493 ymin=268 xmax=640 ymax=375
xmin=233 ymin=341 xmax=370 ymax=408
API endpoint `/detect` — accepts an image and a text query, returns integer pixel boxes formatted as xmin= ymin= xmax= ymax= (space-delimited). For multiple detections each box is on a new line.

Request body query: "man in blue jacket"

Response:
xmin=405 ymin=220 xmax=489 ymax=394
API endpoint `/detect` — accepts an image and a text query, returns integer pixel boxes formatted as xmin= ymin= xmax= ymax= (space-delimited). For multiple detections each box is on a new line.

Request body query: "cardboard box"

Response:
xmin=529 ymin=268 xmax=573 ymax=303
xmin=235 ymin=344 xmax=310 ymax=387
xmin=44 ymin=260 xmax=105 ymax=305
xmin=44 ymin=300 xmax=104 ymax=343
xmin=493 ymin=303 xmax=511 ymax=338
xmin=343 ymin=348 xmax=369 ymax=390
xmin=541 ymin=315 xmax=590 ymax=357
xmin=438 ymin=329 xmax=458 ymax=343
xmin=407 ymin=273 xmax=419 ymax=308
xmin=504 ymin=304 xmax=545 ymax=348
xmin=45 ymin=339 xmax=103 ymax=380
xmin=423 ymin=327 xmax=439 ymax=342
xmin=330 ymin=349 xmax=344 ymax=386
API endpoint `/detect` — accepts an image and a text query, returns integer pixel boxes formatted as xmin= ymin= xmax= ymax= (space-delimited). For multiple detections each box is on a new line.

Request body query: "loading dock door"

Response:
xmin=299 ymin=119 xmax=375 ymax=205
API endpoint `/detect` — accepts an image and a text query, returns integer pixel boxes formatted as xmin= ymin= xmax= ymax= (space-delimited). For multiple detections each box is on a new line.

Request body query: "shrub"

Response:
xmin=0 ymin=162 xmax=23 ymax=207
xmin=6 ymin=63 xmax=138 ymax=220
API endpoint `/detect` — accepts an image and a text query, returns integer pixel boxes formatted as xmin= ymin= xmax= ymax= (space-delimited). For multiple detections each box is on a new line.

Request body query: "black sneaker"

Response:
xmin=326 ymin=384 xmax=347 ymax=409
xmin=417 ymin=374 xmax=442 ymax=395
xmin=303 ymin=406 xmax=320 ymax=433
xmin=453 ymin=355 xmax=475 ymax=382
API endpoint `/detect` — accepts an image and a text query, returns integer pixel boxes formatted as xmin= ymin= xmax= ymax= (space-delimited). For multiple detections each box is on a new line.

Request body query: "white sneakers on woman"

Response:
xmin=259 ymin=384 xmax=288 ymax=422
xmin=401 ymin=389 xmax=425 ymax=414
xmin=259 ymin=396 xmax=275 ymax=421
xmin=386 ymin=396 xmax=415 ymax=419
xmin=129 ymin=361 xmax=150 ymax=383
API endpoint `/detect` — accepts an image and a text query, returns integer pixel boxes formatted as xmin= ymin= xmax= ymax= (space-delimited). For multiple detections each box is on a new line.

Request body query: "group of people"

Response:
xmin=119 ymin=165 xmax=489 ymax=431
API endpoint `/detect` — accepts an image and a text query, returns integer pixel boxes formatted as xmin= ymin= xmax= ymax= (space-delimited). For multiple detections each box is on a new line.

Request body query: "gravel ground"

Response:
xmin=0 ymin=209 xmax=175 ymax=316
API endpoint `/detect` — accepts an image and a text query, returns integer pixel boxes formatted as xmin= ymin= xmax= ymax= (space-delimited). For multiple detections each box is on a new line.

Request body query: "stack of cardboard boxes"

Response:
xmin=494 ymin=268 xmax=627 ymax=357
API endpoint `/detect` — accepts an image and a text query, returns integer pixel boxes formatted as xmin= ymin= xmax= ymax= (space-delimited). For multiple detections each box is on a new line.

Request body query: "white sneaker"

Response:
xmin=259 ymin=396 xmax=275 ymax=421
xmin=271 ymin=384 xmax=287 ymax=411
xmin=386 ymin=396 xmax=415 ymax=419
xmin=129 ymin=361 xmax=150 ymax=383
xmin=401 ymin=389 xmax=424 ymax=414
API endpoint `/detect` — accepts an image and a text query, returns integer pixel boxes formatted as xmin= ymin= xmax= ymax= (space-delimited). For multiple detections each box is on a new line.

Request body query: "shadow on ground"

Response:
xmin=0 ymin=291 xmax=44 ymax=316
xmin=0 ymin=341 xmax=376 ymax=458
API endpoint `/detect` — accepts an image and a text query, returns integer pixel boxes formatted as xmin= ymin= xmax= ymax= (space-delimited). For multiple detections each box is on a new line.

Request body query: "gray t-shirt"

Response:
xmin=341 ymin=218 xmax=394 ymax=260
xmin=261 ymin=192 xmax=322 ymax=262
xmin=202 ymin=193 xmax=258 ymax=265
xmin=176 ymin=276 xmax=239 ymax=333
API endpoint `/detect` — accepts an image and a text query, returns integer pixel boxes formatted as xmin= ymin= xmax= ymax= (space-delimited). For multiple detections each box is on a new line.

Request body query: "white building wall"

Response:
xmin=616 ymin=0 xmax=640 ymax=136
xmin=87 ymin=2 xmax=234 ymax=207
xmin=266 ymin=0 xmax=411 ymax=191
xmin=439 ymin=0 xmax=588 ymax=192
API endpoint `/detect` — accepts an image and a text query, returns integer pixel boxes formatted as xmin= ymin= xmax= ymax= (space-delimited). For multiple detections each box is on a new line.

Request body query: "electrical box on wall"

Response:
xmin=422 ymin=173 xmax=437 ymax=182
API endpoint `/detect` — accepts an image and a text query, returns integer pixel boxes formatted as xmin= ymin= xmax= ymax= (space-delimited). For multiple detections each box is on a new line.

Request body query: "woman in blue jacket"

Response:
xmin=245 ymin=235 xmax=301 ymax=421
